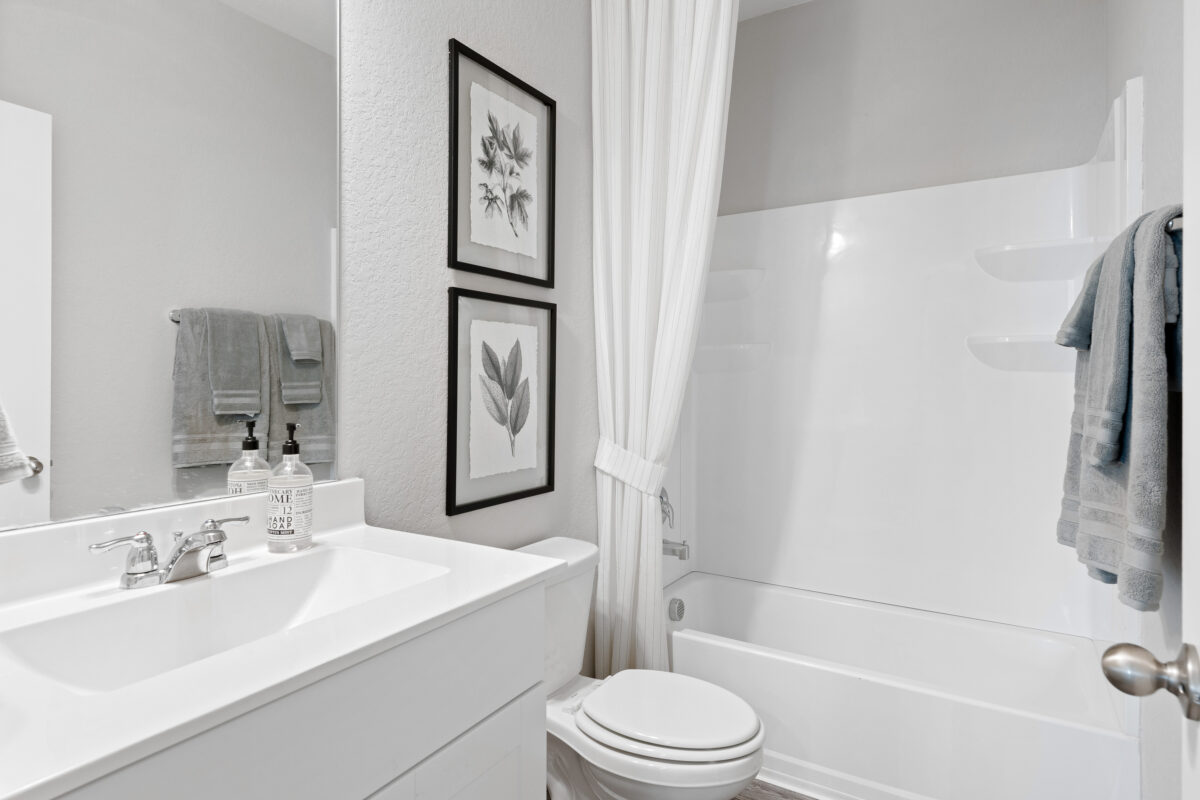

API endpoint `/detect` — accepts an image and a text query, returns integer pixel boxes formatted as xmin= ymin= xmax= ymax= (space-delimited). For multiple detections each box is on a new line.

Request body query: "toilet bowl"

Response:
xmin=519 ymin=538 xmax=763 ymax=800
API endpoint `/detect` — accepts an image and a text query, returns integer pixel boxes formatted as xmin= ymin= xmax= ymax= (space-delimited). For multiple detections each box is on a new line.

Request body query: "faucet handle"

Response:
xmin=89 ymin=531 xmax=159 ymax=575
xmin=201 ymin=516 xmax=250 ymax=531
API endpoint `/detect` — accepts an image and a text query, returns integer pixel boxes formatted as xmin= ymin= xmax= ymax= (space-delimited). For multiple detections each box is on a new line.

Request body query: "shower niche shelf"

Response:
xmin=974 ymin=237 xmax=1108 ymax=282
xmin=705 ymin=269 xmax=765 ymax=303
xmin=966 ymin=335 xmax=1073 ymax=373
xmin=692 ymin=343 xmax=769 ymax=374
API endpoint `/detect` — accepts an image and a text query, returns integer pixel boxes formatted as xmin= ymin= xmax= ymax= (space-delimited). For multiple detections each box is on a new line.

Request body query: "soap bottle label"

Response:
xmin=267 ymin=484 xmax=313 ymax=539
xmin=228 ymin=476 xmax=269 ymax=495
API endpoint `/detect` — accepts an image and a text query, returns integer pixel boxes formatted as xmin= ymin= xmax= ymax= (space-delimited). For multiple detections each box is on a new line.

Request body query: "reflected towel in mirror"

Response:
xmin=0 ymin=399 xmax=33 ymax=484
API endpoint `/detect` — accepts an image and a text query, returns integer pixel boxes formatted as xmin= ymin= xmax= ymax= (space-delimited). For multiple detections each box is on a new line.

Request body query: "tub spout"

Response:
xmin=663 ymin=538 xmax=689 ymax=560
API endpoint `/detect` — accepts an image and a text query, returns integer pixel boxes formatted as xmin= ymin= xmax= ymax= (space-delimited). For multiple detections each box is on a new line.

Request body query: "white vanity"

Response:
xmin=0 ymin=479 xmax=559 ymax=799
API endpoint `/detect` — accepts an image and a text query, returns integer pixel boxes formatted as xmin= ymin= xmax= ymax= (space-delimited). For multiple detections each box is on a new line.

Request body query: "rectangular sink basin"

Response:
xmin=0 ymin=546 xmax=447 ymax=693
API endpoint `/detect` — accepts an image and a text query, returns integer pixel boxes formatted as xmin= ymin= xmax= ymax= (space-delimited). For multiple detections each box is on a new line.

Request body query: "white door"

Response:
xmin=1181 ymin=7 xmax=1200 ymax=795
xmin=0 ymin=99 xmax=52 ymax=527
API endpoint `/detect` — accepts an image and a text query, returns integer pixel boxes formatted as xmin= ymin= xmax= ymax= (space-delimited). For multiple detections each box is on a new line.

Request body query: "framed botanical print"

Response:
xmin=447 ymin=288 xmax=556 ymax=515
xmin=448 ymin=39 xmax=556 ymax=288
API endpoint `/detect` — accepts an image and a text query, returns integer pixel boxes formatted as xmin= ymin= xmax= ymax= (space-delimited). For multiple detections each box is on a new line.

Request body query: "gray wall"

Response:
xmin=0 ymin=0 xmax=337 ymax=520
xmin=339 ymin=0 xmax=597 ymax=549
xmin=720 ymin=0 xmax=1110 ymax=213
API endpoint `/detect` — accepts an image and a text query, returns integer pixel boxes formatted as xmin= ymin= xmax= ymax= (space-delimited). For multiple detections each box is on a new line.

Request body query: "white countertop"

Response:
xmin=0 ymin=482 xmax=561 ymax=799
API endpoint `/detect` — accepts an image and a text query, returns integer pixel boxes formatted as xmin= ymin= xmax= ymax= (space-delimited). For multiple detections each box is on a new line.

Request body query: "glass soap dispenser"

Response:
xmin=227 ymin=420 xmax=271 ymax=495
xmin=267 ymin=422 xmax=314 ymax=553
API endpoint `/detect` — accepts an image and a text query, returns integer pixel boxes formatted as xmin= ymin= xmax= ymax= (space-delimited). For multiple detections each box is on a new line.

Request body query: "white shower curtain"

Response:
xmin=591 ymin=0 xmax=739 ymax=674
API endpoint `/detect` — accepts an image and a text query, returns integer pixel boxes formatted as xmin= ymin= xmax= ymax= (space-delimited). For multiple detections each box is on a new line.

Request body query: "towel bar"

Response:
xmin=1167 ymin=215 xmax=1183 ymax=233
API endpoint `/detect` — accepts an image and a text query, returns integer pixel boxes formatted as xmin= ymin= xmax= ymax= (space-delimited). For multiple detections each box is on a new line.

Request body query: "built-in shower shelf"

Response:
xmin=692 ymin=343 xmax=769 ymax=374
xmin=974 ymin=238 xmax=1108 ymax=282
xmin=966 ymin=335 xmax=1074 ymax=373
xmin=705 ymin=269 xmax=765 ymax=302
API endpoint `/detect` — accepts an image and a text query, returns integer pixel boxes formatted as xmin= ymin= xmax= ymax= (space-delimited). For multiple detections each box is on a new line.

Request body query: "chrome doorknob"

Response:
xmin=1101 ymin=643 xmax=1200 ymax=720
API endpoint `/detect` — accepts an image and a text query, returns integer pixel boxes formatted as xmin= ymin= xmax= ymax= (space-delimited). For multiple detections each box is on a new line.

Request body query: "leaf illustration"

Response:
xmin=508 ymin=187 xmax=532 ymax=231
xmin=479 ymin=375 xmax=508 ymax=427
xmin=510 ymin=378 xmax=530 ymax=437
xmin=481 ymin=341 xmax=504 ymax=384
xmin=487 ymin=112 xmax=504 ymax=148
xmin=510 ymin=124 xmax=533 ymax=168
xmin=477 ymin=137 xmax=499 ymax=175
xmin=503 ymin=339 xmax=522 ymax=398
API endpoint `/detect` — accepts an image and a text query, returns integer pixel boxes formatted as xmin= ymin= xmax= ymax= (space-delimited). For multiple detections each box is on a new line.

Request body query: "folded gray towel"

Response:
xmin=173 ymin=309 xmax=270 ymax=467
xmin=0 ymin=398 xmax=33 ymax=485
xmin=266 ymin=317 xmax=336 ymax=464
xmin=1076 ymin=213 xmax=1150 ymax=465
xmin=1058 ymin=204 xmax=1182 ymax=612
xmin=1165 ymin=227 xmax=1181 ymax=324
xmin=206 ymin=308 xmax=265 ymax=416
xmin=1056 ymin=255 xmax=1104 ymax=349
xmin=278 ymin=313 xmax=323 ymax=363
xmin=274 ymin=315 xmax=323 ymax=404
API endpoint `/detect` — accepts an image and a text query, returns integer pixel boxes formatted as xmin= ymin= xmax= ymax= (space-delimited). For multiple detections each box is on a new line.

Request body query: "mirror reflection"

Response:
xmin=0 ymin=0 xmax=338 ymax=531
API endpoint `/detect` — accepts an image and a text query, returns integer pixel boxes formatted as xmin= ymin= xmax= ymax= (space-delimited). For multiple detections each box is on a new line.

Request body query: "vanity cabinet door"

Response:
xmin=371 ymin=684 xmax=546 ymax=800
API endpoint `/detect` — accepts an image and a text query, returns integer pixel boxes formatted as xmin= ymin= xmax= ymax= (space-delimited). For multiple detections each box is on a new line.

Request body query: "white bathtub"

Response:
xmin=666 ymin=572 xmax=1139 ymax=800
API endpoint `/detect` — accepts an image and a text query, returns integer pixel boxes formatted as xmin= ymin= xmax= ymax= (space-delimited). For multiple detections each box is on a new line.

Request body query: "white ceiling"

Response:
xmin=216 ymin=0 xmax=336 ymax=56
xmin=739 ymin=0 xmax=815 ymax=21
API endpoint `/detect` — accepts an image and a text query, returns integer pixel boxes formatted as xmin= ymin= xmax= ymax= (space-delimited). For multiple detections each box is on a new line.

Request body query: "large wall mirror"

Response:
xmin=0 ymin=0 xmax=338 ymax=532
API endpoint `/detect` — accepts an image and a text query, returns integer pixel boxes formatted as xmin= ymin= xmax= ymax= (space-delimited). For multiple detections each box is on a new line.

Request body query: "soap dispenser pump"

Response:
xmin=227 ymin=420 xmax=271 ymax=495
xmin=267 ymin=422 xmax=314 ymax=553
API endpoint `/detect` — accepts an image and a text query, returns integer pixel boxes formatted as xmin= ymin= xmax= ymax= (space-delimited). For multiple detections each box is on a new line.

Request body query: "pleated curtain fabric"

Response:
xmin=591 ymin=0 xmax=739 ymax=674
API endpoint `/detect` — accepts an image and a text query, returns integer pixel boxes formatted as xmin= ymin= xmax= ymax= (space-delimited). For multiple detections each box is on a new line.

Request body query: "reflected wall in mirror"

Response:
xmin=0 ymin=0 xmax=338 ymax=532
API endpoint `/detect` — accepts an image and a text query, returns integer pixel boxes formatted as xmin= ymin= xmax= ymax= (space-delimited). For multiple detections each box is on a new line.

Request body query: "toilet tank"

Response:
xmin=518 ymin=537 xmax=598 ymax=694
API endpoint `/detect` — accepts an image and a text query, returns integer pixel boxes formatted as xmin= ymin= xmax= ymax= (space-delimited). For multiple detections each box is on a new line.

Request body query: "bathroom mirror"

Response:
xmin=0 ymin=0 xmax=338 ymax=531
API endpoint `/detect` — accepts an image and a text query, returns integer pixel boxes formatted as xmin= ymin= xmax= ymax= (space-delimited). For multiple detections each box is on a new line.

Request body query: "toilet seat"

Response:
xmin=574 ymin=708 xmax=764 ymax=763
xmin=547 ymin=674 xmax=764 ymax=795
xmin=580 ymin=669 xmax=761 ymax=750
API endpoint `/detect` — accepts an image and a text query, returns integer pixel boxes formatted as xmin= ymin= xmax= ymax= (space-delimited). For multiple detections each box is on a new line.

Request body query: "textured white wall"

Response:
xmin=0 ymin=0 xmax=336 ymax=522
xmin=339 ymin=1 xmax=597 ymax=548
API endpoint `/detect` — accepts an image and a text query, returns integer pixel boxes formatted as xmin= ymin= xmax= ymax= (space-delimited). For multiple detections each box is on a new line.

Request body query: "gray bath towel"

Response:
xmin=0 ymin=398 xmax=33 ymax=485
xmin=1058 ymin=204 xmax=1182 ymax=611
xmin=206 ymin=308 xmax=265 ymax=416
xmin=266 ymin=317 xmax=336 ymax=464
xmin=173 ymin=309 xmax=270 ymax=467
xmin=1058 ymin=213 xmax=1150 ymax=465
xmin=274 ymin=314 xmax=323 ymax=405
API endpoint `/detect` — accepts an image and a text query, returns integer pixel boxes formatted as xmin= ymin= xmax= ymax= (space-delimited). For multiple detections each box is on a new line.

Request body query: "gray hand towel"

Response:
xmin=1056 ymin=255 xmax=1104 ymax=349
xmin=0 ymin=398 xmax=34 ymax=485
xmin=206 ymin=308 xmax=266 ymax=416
xmin=173 ymin=309 xmax=270 ymax=467
xmin=1080 ymin=213 xmax=1149 ymax=465
xmin=278 ymin=313 xmax=323 ymax=363
xmin=274 ymin=314 xmax=324 ymax=405
xmin=1057 ymin=204 xmax=1182 ymax=612
xmin=266 ymin=317 xmax=336 ymax=464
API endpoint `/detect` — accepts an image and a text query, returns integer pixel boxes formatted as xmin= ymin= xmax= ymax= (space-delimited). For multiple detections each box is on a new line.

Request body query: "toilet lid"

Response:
xmin=574 ymin=707 xmax=764 ymax=763
xmin=580 ymin=670 xmax=760 ymax=750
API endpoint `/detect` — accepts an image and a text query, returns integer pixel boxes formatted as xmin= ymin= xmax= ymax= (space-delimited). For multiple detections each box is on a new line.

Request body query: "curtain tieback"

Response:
xmin=594 ymin=437 xmax=665 ymax=496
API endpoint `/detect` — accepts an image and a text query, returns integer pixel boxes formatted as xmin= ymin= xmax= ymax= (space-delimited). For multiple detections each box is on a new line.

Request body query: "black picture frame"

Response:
xmin=448 ymin=39 xmax=556 ymax=288
xmin=447 ymin=288 xmax=557 ymax=515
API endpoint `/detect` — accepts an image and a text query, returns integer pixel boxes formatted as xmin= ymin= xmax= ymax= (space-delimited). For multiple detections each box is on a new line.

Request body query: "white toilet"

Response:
xmin=519 ymin=538 xmax=763 ymax=800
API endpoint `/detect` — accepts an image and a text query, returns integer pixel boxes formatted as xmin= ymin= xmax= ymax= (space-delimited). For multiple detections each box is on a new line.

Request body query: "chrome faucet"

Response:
xmin=89 ymin=516 xmax=248 ymax=589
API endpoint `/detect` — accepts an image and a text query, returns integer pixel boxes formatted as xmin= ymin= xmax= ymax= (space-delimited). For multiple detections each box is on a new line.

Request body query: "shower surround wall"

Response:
xmin=696 ymin=164 xmax=1141 ymax=644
